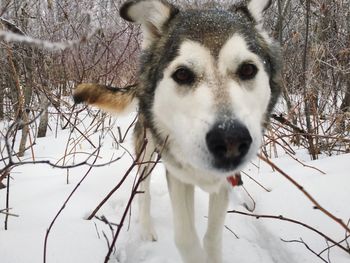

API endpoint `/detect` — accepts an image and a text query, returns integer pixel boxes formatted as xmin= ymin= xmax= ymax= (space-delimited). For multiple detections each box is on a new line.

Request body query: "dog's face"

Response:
xmin=121 ymin=0 xmax=281 ymax=176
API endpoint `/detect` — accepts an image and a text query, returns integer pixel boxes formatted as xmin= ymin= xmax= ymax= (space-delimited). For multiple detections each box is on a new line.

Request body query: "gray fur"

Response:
xmin=119 ymin=1 xmax=282 ymax=261
xmin=135 ymin=6 xmax=281 ymax=147
xmin=74 ymin=2 xmax=282 ymax=261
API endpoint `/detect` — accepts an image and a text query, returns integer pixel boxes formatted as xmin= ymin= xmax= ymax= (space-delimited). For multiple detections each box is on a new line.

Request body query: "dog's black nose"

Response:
xmin=206 ymin=120 xmax=252 ymax=170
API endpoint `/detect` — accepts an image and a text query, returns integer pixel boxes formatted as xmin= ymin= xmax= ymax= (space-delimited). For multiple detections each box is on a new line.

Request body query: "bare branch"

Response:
xmin=259 ymin=154 xmax=350 ymax=236
xmin=281 ymin=238 xmax=329 ymax=263
xmin=43 ymin=147 xmax=101 ymax=263
xmin=228 ymin=210 xmax=350 ymax=255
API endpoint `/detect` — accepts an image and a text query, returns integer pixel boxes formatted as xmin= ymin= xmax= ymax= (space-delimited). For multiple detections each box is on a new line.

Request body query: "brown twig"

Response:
xmin=258 ymin=154 xmax=350 ymax=240
xmin=0 ymin=208 xmax=19 ymax=218
xmin=346 ymin=219 xmax=350 ymax=249
xmin=86 ymin=139 xmax=148 ymax=220
xmin=120 ymin=113 xmax=138 ymax=143
xmin=224 ymin=225 xmax=240 ymax=239
xmin=227 ymin=210 xmax=350 ymax=255
xmin=4 ymin=170 xmax=10 ymax=230
xmin=0 ymin=115 xmax=124 ymax=176
xmin=241 ymin=185 xmax=256 ymax=212
xmin=285 ymin=151 xmax=326 ymax=174
xmin=241 ymin=170 xmax=271 ymax=192
xmin=43 ymin=147 xmax=101 ymax=263
xmin=272 ymin=113 xmax=308 ymax=137
xmin=104 ymin=150 xmax=162 ymax=262
xmin=48 ymin=100 xmax=96 ymax=148
xmin=318 ymin=234 xmax=350 ymax=258
xmin=281 ymin=238 xmax=329 ymax=263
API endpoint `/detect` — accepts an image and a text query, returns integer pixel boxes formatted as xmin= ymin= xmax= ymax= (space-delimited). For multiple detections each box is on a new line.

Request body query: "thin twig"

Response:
xmin=346 ymin=219 xmax=350 ymax=250
xmin=241 ymin=170 xmax=271 ymax=192
xmin=43 ymin=147 xmax=101 ymax=263
xmin=89 ymin=136 xmax=154 ymax=219
xmin=0 ymin=208 xmax=19 ymax=218
xmin=4 ymin=172 xmax=10 ymax=230
xmin=285 ymin=152 xmax=326 ymax=174
xmin=259 ymin=154 xmax=350 ymax=236
xmin=281 ymin=238 xmax=328 ymax=263
xmin=224 ymin=225 xmax=240 ymax=239
xmin=241 ymin=185 xmax=256 ymax=212
xmin=86 ymin=139 xmax=148 ymax=220
xmin=104 ymin=152 xmax=162 ymax=262
xmin=228 ymin=210 xmax=350 ymax=255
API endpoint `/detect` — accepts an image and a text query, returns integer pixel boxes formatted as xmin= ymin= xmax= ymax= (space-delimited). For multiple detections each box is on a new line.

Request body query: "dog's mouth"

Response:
xmin=210 ymin=154 xmax=248 ymax=172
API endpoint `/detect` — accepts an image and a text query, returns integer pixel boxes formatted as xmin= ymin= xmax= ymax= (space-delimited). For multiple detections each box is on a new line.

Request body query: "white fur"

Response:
xmin=248 ymin=0 xmax=271 ymax=23
xmin=120 ymin=1 xmax=274 ymax=262
xmin=153 ymin=41 xmax=217 ymax=178
xmin=127 ymin=0 xmax=173 ymax=47
xmin=137 ymin=134 xmax=158 ymax=241
xmin=148 ymin=35 xmax=271 ymax=262
xmin=166 ymin=172 xmax=230 ymax=263
xmin=152 ymin=36 xmax=270 ymax=185
xmin=218 ymin=34 xmax=271 ymax=166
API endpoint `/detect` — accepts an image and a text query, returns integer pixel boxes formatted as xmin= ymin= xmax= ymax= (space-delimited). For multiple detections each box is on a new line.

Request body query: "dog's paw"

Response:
xmin=203 ymin=237 xmax=222 ymax=263
xmin=140 ymin=223 xmax=158 ymax=242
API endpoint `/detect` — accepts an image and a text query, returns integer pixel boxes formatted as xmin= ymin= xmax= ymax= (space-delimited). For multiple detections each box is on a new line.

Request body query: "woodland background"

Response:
xmin=0 ymin=0 xmax=349 ymax=263
xmin=0 ymin=0 xmax=349 ymax=160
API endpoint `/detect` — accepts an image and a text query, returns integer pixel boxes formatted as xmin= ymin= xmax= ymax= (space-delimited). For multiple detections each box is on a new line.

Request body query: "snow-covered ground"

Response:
xmin=1 ymin=110 xmax=349 ymax=263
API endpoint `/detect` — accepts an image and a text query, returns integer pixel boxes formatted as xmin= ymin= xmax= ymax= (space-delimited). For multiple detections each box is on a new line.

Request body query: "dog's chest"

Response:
xmin=164 ymin=158 xmax=228 ymax=193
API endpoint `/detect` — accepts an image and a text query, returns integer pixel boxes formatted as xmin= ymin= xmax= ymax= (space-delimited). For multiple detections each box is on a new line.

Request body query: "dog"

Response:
xmin=73 ymin=0 xmax=281 ymax=262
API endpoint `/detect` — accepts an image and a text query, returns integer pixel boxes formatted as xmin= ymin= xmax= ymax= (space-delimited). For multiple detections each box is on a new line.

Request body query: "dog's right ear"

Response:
xmin=120 ymin=0 xmax=179 ymax=48
xmin=247 ymin=0 xmax=272 ymax=23
xmin=230 ymin=0 xmax=272 ymax=24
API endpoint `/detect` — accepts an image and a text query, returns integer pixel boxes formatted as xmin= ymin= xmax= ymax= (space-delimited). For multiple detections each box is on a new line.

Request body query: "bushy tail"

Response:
xmin=73 ymin=83 xmax=138 ymax=113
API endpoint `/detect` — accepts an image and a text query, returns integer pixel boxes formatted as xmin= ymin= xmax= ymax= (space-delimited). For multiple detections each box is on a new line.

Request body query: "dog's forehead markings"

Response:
xmin=168 ymin=9 xmax=255 ymax=56
xmin=173 ymin=34 xmax=259 ymax=110
xmin=219 ymin=34 xmax=259 ymax=73
xmin=175 ymin=41 xmax=213 ymax=69
xmin=169 ymin=40 xmax=229 ymax=113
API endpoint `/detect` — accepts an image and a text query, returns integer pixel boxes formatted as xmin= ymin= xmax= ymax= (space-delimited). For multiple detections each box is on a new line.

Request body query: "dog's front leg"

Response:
xmin=136 ymin=129 xmax=158 ymax=242
xmin=203 ymin=186 xmax=229 ymax=263
xmin=138 ymin=168 xmax=158 ymax=241
xmin=166 ymin=172 xmax=206 ymax=263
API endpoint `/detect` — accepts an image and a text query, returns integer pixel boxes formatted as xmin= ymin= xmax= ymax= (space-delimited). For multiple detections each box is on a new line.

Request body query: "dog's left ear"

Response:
xmin=247 ymin=0 xmax=272 ymax=22
xmin=120 ymin=0 xmax=179 ymax=48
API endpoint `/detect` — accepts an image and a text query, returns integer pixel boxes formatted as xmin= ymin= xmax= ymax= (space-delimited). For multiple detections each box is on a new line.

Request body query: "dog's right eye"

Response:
xmin=172 ymin=67 xmax=195 ymax=85
xmin=237 ymin=63 xmax=258 ymax=80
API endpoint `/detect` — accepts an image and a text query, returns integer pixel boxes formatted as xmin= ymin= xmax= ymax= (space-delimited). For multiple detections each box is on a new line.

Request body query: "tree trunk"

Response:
xmin=341 ymin=77 xmax=350 ymax=113
xmin=18 ymin=112 xmax=29 ymax=157
xmin=37 ymin=94 xmax=49 ymax=138
xmin=302 ymin=0 xmax=318 ymax=160
xmin=17 ymin=46 xmax=33 ymax=156
xmin=0 ymin=81 xmax=4 ymax=120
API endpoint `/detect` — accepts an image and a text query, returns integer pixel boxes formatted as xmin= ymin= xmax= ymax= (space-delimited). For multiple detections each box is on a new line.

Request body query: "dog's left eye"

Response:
xmin=172 ymin=67 xmax=195 ymax=85
xmin=237 ymin=63 xmax=258 ymax=80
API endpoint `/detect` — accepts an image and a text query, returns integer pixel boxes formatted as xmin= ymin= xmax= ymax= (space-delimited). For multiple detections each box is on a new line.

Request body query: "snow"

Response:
xmin=1 ymin=110 xmax=349 ymax=263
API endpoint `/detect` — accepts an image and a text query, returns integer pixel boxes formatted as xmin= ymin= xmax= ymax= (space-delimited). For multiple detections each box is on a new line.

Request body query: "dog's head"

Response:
xmin=121 ymin=0 xmax=281 ymax=176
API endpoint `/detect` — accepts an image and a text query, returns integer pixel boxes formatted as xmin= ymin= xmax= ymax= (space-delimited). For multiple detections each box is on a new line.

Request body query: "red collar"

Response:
xmin=227 ymin=173 xmax=242 ymax=187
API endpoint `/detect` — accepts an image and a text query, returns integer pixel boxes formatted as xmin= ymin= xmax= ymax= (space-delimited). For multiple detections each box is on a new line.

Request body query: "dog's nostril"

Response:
xmin=238 ymin=141 xmax=250 ymax=156
xmin=212 ymin=144 xmax=227 ymax=157
xmin=206 ymin=120 xmax=252 ymax=167
xmin=206 ymin=135 xmax=226 ymax=157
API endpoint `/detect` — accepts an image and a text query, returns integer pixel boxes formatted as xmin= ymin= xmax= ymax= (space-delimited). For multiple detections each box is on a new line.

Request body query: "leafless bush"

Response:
xmin=264 ymin=0 xmax=350 ymax=158
xmin=0 ymin=1 xmax=349 ymax=262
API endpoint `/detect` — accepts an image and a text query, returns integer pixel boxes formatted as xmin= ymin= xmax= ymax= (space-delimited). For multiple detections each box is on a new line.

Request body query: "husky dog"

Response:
xmin=74 ymin=0 xmax=281 ymax=262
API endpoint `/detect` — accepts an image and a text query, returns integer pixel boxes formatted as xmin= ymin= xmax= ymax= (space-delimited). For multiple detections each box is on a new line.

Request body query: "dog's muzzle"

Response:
xmin=206 ymin=120 xmax=252 ymax=171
